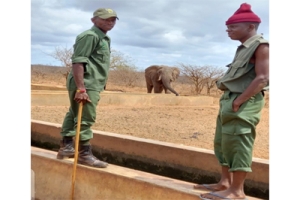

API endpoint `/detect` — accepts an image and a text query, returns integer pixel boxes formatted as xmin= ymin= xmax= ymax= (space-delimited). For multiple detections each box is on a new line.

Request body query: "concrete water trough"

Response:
xmin=31 ymin=86 xmax=269 ymax=199
xmin=31 ymin=120 xmax=269 ymax=200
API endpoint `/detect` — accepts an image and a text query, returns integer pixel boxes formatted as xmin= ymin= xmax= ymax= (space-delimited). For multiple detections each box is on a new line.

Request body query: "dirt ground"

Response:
xmin=31 ymin=65 xmax=269 ymax=159
xmin=31 ymin=91 xmax=269 ymax=160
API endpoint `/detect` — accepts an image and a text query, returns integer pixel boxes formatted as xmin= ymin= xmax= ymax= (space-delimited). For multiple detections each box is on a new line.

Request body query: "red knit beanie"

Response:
xmin=226 ymin=3 xmax=261 ymax=25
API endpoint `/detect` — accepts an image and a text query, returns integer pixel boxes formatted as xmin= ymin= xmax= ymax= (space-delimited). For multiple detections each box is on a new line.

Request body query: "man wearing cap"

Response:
xmin=56 ymin=8 xmax=118 ymax=168
xmin=196 ymin=3 xmax=269 ymax=200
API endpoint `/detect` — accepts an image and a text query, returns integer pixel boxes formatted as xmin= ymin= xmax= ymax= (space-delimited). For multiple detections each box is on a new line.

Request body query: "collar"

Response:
xmin=91 ymin=25 xmax=109 ymax=40
xmin=239 ymin=34 xmax=262 ymax=48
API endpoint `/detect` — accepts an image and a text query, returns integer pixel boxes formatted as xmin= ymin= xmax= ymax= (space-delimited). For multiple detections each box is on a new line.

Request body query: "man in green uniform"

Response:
xmin=56 ymin=8 xmax=118 ymax=168
xmin=196 ymin=3 xmax=269 ymax=199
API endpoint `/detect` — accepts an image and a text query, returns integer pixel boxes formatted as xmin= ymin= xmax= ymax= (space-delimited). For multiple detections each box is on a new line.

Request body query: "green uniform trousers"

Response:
xmin=214 ymin=90 xmax=265 ymax=172
xmin=60 ymin=90 xmax=100 ymax=141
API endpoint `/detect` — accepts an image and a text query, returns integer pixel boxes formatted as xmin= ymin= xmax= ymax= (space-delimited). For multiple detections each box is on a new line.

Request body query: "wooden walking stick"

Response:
xmin=70 ymin=101 xmax=83 ymax=200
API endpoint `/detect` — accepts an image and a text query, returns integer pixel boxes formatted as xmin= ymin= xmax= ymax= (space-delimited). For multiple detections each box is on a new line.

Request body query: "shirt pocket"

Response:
xmin=95 ymin=50 xmax=104 ymax=61
xmin=227 ymin=59 xmax=248 ymax=77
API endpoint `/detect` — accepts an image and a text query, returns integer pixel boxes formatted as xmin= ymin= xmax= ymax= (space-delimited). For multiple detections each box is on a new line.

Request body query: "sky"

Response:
xmin=2 ymin=0 xmax=300 ymax=199
xmin=31 ymin=0 xmax=269 ymax=71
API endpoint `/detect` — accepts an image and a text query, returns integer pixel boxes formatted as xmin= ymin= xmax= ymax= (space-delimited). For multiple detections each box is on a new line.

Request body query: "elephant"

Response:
xmin=144 ymin=65 xmax=180 ymax=96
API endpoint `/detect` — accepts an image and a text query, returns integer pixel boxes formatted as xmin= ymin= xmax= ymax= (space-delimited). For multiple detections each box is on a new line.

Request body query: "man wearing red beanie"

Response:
xmin=196 ymin=3 xmax=269 ymax=200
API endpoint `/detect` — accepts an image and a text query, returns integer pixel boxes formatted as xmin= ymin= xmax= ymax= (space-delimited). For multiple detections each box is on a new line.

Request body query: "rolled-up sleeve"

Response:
xmin=71 ymin=34 xmax=98 ymax=64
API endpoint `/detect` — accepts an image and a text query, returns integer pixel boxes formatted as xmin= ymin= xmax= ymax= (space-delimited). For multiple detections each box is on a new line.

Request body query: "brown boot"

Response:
xmin=78 ymin=144 xmax=108 ymax=168
xmin=56 ymin=137 xmax=75 ymax=159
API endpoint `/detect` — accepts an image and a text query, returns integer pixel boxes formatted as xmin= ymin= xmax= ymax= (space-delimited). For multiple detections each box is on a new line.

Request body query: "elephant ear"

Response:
xmin=157 ymin=67 xmax=163 ymax=81
xmin=172 ymin=68 xmax=180 ymax=80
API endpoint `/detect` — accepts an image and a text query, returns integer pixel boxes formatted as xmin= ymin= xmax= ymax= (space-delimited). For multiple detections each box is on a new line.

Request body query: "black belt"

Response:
xmin=225 ymin=90 xmax=265 ymax=96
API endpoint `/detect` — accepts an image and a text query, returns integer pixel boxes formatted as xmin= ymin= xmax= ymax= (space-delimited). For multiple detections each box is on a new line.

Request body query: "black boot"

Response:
xmin=78 ymin=144 xmax=108 ymax=168
xmin=56 ymin=137 xmax=75 ymax=159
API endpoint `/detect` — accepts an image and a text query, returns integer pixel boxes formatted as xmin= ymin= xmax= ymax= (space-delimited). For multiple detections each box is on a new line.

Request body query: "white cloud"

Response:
xmin=62 ymin=24 xmax=85 ymax=34
xmin=163 ymin=31 xmax=186 ymax=43
xmin=161 ymin=53 xmax=182 ymax=58
xmin=31 ymin=0 xmax=269 ymax=70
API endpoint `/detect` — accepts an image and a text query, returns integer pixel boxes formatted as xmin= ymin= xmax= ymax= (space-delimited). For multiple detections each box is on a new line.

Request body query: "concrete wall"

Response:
xmin=31 ymin=120 xmax=269 ymax=198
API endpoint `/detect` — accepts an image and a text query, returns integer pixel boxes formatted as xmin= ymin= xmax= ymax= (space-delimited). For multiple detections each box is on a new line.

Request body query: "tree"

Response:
xmin=110 ymin=67 xmax=140 ymax=87
xmin=46 ymin=45 xmax=73 ymax=79
xmin=201 ymin=66 xmax=226 ymax=95
xmin=110 ymin=49 xmax=136 ymax=70
xmin=48 ymin=47 xmax=135 ymax=70
xmin=107 ymin=49 xmax=139 ymax=88
xmin=177 ymin=63 xmax=207 ymax=94
xmin=47 ymin=46 xmax=73 ymax=68
xmin=108 ymin=50 xmax=140 ymax=87
xmin=177 ymin=63 xmax=226 ymax=95
xmin=47 ymin=45 xmax=138 ymax=82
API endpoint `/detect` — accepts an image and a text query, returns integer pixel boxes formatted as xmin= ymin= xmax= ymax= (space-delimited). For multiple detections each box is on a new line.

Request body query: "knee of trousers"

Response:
xmin=222 ymin=133 xmax=254 ymax=172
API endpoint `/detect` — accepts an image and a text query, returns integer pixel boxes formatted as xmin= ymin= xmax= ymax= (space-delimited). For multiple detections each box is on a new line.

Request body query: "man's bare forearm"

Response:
xmin=236 ymin=75 xmax=268 ymax=104
xmin=72 ymin=63 xmax=85 ymax=89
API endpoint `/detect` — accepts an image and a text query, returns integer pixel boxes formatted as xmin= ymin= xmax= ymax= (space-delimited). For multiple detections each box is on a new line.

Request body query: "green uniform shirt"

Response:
xmin=216 ymin=35 xmax=269 ymax=93
xmin=67 ymin=25 xmax=111 ymax=92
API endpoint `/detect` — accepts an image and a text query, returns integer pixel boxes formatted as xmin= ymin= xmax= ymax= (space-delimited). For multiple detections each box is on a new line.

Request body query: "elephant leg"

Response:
xmin=162 ymin=86 xmax=169 ymax=94
xmin=154 ymin=84 xmax=164 ymax=93
xmin=147 ymin=84 xmax=153 ymax=93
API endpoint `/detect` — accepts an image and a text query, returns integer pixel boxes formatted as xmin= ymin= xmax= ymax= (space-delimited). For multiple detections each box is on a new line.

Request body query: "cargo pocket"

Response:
xmin=222 ymin=120 xmax=252 ymax=135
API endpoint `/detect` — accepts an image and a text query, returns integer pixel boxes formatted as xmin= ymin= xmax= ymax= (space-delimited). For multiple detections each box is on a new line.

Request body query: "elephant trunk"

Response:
xmin=161 ymin=77 xmax=179 ymax=96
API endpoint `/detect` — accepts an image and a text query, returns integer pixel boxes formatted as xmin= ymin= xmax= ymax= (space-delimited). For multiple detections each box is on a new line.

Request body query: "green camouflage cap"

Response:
xmin=93 ymin=8 xmax=119 ymax=20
